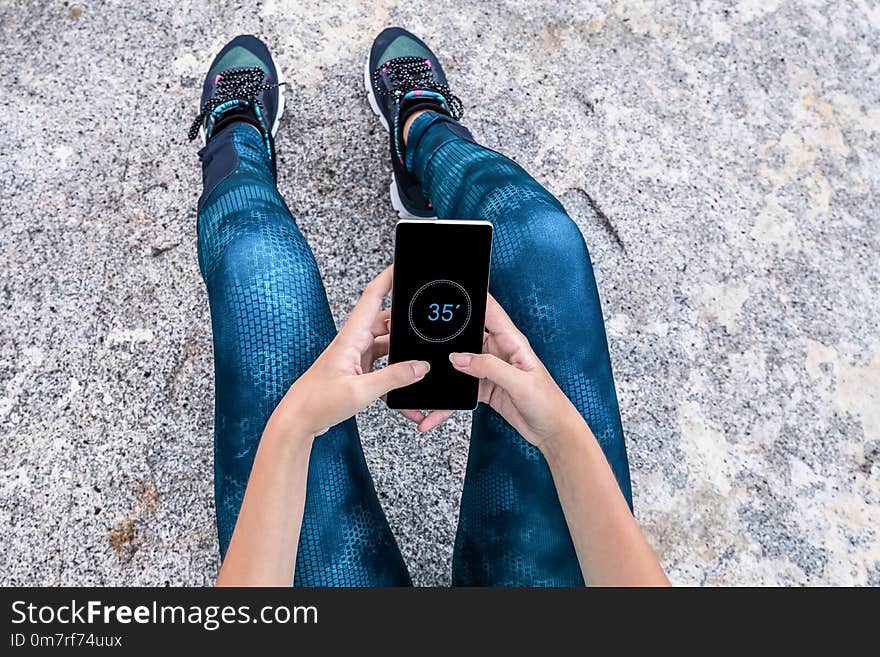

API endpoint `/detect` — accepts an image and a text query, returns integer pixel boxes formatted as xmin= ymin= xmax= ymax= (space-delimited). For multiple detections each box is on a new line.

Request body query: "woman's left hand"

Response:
xmin=273 ymin=266 xmax=430 ymax=439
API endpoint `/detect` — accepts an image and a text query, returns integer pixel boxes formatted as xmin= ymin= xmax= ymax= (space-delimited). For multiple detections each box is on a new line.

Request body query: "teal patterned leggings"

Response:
xmin=197 ymin=113 xmax=631 ymax=586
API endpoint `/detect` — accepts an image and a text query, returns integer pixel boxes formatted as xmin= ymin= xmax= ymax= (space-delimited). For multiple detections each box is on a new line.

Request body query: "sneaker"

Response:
xmin=188 ymin=35 xmax=285 ymax=166
xmin=365 ymin=28 xmax=463 ymax=218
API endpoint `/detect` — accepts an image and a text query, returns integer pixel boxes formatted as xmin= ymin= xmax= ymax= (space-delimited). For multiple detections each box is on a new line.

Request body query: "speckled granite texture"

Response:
xmin=1 ymin=1 xmax=877 ymax=586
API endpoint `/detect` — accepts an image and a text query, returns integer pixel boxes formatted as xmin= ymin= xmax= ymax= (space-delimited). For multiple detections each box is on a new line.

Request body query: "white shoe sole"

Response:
xmin=199 ymin=61 xmax=286 ymax=146
xmin=363 ymin=53 xmax=433 ymax=219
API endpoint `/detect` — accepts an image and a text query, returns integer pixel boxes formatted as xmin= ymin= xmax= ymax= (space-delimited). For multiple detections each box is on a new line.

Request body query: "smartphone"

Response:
xmin=386 ymin=219 xmax=493 ymax=411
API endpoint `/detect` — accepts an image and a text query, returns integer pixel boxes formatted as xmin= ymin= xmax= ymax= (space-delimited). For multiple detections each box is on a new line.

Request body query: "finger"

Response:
xmin=417 ymin=410 xmax=454 ymax=432
xmin=449 ymin=352 xmax=524 ymax=395
xmin=362 ymin=334 xmax=389 ymax=373
xmin=482 ymin=330 xmax=506 ymax=359
xmin=483 ymin=295 xmax=539 ymax=367
xmin=398 ymin=409 xmax=427 ymax=424
xmin=477 ymin=378 xmax=494 ymax=404
xmin=484 ymin=294 xmax=521 ymax=336
xmin=356 ymin=359 xmax=429 ymax=403
xmin=370 ymin=308 xmax=392 ymax=337
xmin=488 ymin=330 xmax=537 ymax=366
xmin=371 ymin=334 xmax=390 ymax=359
xmin=482 ymin=332 xmax=507 ymax=360
xmin=343 ymin=266 xmax=393 ymax=335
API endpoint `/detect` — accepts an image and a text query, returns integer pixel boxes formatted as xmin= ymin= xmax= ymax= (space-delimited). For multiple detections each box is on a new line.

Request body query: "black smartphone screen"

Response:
xmin=386 ymin=220 xmax=493 ymax=410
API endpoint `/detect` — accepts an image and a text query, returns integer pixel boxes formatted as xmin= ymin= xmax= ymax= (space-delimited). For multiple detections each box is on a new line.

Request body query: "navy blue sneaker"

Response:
xmin=365 ymin=28 xmax=463 ymax=218
xmin=188 ymin=35 xmax=285 ymax=167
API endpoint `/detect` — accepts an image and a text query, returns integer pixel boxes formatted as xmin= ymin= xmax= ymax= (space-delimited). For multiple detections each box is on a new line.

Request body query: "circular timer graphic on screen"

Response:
xmin=408 ymin=279 xmax=473 ymax=343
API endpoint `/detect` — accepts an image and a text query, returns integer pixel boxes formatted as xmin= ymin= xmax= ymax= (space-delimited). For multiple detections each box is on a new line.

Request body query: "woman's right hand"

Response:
xmin=448 ymin=295 xmax=585 ymax=450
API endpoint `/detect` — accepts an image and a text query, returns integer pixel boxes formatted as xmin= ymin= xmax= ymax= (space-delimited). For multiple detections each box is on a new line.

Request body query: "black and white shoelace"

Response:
xmin=187 ymin=66 xmax=283 ymax=141
xmin=372 ymin=56 xmax=463 ymax=120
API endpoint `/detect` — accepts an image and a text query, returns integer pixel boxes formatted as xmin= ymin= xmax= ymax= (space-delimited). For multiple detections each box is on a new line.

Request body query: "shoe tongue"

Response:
xmin=211 ymin=106 xmax=264 ymax=137
xmin=205 ymin=68 xmax=273 ymax=138
xmin=394 ymin=96 xmax=451 ymax=164
xmin=398 ymin=93 xmax=450 ymax=126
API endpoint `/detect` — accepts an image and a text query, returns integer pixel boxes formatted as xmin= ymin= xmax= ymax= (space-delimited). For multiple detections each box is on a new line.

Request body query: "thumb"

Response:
xmin=449 ymin=352 xmax=524 ymax=394
xmin=358 ymin=360 xmax=430 ymax=402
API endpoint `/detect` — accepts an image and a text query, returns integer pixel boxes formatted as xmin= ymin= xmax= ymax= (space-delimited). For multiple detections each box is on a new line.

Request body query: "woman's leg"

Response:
xmin=406 ymin=112 xmax=633 ymax=586
xmin=197 ymin=124 xmax=410 ymax=586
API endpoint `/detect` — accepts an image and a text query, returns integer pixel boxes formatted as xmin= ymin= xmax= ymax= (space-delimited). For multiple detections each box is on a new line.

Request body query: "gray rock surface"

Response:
xmin=1 ymin=0 xmax=878 ymax=586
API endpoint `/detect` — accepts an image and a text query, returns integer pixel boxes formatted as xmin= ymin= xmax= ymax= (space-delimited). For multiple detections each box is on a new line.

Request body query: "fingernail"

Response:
xmin=450 ymin=352 xmax=472 ymax=367
xmin=410 ymin=360 xmax=430 ymax=378
xmin=384 ymin=318 xmax=391 ymax=328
